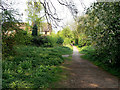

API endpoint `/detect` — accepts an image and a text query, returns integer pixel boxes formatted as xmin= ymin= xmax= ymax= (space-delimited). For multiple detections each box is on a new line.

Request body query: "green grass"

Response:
xmin=49 ymin=54 xmax=73 ymax=88
xmin=64 ymin=45 xmax=73 ymax=50
xmin=76 ymin=45 xmax=95 ymax=54
xmin=77 ymin=45 xmax=120 ymax=78
xmin=2 ymin=45 xmax=73 ymax=88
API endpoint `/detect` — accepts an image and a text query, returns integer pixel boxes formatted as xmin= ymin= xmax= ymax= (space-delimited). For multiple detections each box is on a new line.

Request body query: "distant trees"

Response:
xmin=57 ymin=26 xmax=74 ymax=45
xmin=69 ymin=15 xmax=92 ymax=46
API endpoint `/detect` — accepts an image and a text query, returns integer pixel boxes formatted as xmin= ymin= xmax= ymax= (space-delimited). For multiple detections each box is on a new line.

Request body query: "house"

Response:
xmin=3 ymin=21 xmax=52 ymax=36
xmin=40 ymin=23 xmax=52 ymax=35
xmin=18 ymin=22 xmax=26 ymax=30
xmin=18 ymin=22 xmax=53 ymax=35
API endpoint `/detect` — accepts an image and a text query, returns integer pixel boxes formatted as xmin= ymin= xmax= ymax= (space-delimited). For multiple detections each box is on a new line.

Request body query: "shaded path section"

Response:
xmin=58 ymin=46 xmax=119 ymax=88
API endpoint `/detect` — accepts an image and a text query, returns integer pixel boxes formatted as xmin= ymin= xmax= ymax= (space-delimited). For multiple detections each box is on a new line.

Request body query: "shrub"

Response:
xmin=14 ymin=30 xmax=32 ymax=45
xmin=32 ymin=35 xmax=64 ymax=47
xmin=78 ymin=36 xmax=91 ymax=47
xmin=2 ymin=34 xmax=16 ymax=58
xmin=47 ymin=36 xmax=57 ymax=47
xmin=31 ymin=36 xmax=54 ymax=47
xmin=56 ymin=37 xmax=64 ymax=45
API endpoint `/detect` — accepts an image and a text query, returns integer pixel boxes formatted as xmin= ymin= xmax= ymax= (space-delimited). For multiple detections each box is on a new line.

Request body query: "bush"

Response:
xmin=32 ymin=35 xmax=64 ymax=47
xmin=57 ymin=26 xmax=74 ymax=45
xmin=31 ymin=36 xmax=55 ymax=47
xmin=2 ymin=28 xmax=32 ymax=58
xmin=47 ymin=36 xmax=57 ymax=46
xmin=56 ymin=37 xmax=64 ymax=45
xmin=2 ymin=35 xmax=16 ymax=57
xmin=14 ymin=30 xmax=32 ymax=45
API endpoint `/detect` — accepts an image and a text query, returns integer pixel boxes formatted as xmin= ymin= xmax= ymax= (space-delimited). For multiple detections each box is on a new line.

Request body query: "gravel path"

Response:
xmin=57 ymin=46 xmax=119 ymax=88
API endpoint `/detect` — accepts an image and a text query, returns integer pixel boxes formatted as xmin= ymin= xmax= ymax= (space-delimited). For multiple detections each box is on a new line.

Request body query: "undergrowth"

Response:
xmin=2 ymin=45 xmax=73 ymax=88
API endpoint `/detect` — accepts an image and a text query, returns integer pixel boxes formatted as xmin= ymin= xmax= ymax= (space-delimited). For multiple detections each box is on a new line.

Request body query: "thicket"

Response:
xmin=87 ymin=2 xmax=120 ymax=68
xmin=2 ymin=10 xmax=32 ymax=58
xmin=77 ymin=2 xmax=120 ymax=71
xmin=31 ymin=34 xmax=64 ymax=47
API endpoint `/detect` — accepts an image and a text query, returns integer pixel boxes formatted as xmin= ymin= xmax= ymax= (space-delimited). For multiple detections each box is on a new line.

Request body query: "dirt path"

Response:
xmin=57 ymin=46 xmax=119 ymax=88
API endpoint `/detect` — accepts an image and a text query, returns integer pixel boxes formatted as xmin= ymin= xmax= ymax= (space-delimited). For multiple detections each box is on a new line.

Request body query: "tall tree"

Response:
xmin=1 ymin=0 xmax=23 ymax=57
xmin=26 ymin=0 xmax=43 ymax=24
xmin=26 ymin=0 xmax=43 ymax=34
xmin=84 ymin=2 xmax=120 ymax=67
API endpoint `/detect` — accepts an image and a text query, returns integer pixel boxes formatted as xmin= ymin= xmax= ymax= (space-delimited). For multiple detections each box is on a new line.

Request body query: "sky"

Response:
xmin=4 ymin=0 xmax=96 ymax=32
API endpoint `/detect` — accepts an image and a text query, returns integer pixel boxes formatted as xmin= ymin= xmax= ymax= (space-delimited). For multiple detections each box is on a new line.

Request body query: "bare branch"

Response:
xmin=27 ymin=0 xmax=79 ymax=28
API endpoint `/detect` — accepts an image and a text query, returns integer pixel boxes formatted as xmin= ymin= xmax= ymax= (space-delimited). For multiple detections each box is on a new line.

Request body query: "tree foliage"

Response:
xmin=1 ymin=2 xmax=32 ymax=57
xmin=2 ymin=9 xmax=20 ymax=56
xmin=26 ymin=0 xmax=43 ymax=25
xmin=57 ymin=27 xmax=74 ymax=45
xmin=25 ymin=0 xmax=44 ymax=34
xmin=76 ymin=2 xmax=120 ymax=68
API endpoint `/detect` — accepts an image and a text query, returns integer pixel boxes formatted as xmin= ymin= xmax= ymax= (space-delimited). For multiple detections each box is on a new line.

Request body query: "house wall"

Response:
xmin=47 ymin=32 xmax=50 ymax=35
xmin=41 ymin=23 xmax=52 ymax=35
xmin=40 ymin=32 xmax=51 ymax=35
xmin=42 ymin=32 xmax=45 ymax=34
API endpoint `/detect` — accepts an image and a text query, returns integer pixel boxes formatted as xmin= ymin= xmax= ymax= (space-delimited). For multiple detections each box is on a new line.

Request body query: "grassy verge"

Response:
xmin=50 ymin=45 xmax=73 ymax=88
xmin=64 ymin=45 xmax=73 ymax=50
xmin=50 ymin=54 xmax=73 ymax=88
xmin=77 ymin=45 xmax=120 ymax=78
xmin=2 ymin=45 xmax=73 ymax=88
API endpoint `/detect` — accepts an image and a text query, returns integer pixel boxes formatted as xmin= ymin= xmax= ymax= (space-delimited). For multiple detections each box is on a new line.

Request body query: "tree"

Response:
xmin=58 ymin=26 xmax=74 ymax=44
xmin=38 ymin=0 xmax=78 ymax=27
xmin=1 ymin=0 xmax=88 ymax=29
xmin=61 ymin=27 xmax=73 ymax=38
xmin=1 ymin=1 xmax=32 ymax=57
xmin=26 ymin=0 xmax=43 ymax=34
xmin=32 ymin=24 xmax=38 ymax=36
xmin=84 ymin=2 xmax=120 ymax=67
xmin=26 ymin=0 xmax=43 ymax=24
xmin=1 ymin=2 xmax=21 ymax=56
